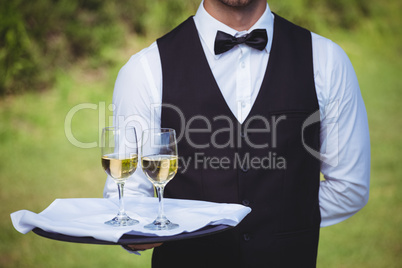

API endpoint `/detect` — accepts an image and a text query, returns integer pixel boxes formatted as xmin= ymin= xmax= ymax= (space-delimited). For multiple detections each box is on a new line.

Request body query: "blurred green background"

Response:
xmin=1 ymin=0 xmax=401 ymax=267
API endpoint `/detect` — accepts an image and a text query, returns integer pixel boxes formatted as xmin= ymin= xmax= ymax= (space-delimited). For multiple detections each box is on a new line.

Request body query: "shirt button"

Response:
xmin=243 ymin=233 xmax=251 ymax=241
xmin=240 ymin=62 xmax=245 ymax=68
xmin=242 ymin=199 xmax=250 ymax=206
xmin=241 ymin=101 xmax=246 ymax=108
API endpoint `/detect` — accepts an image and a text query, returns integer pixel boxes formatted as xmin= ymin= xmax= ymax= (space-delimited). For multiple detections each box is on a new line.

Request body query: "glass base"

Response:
xmin=104 ymin=214 xmax=139 ymax=227
xmin=144 ymin=217 xmax=179 ymax=230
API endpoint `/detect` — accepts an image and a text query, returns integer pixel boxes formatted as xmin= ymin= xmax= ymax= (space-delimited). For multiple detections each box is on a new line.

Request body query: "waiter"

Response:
xmin=104 ymin=0 xmax=371 ymax=267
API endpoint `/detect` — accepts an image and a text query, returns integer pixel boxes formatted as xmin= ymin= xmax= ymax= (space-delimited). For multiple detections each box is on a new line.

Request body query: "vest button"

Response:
xmin=242 ymin=199 xmax=250 ymax=206
xmin=240 ymin=131 xmax=246 ymax=138
xmin=243 ymin=233 xmax=251 ymax=241
xmin=241 ymin=167 xmax=249 ymax=173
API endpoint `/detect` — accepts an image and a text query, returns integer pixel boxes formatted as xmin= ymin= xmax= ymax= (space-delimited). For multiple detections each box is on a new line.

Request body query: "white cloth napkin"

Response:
xmin=10 ymin=196 xmax=251 ymax=243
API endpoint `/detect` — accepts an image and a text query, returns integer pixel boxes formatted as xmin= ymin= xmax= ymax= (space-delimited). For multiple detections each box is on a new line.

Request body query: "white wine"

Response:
xmin=102 ymin=154 xmax=138 ymax=181
xmin=142 ymin=155 xmax=178 ymax=185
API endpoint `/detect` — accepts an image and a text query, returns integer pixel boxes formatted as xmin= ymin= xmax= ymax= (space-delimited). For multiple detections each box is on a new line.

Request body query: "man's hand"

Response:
xmin=125 ymin=243 xmax=163 ymax=251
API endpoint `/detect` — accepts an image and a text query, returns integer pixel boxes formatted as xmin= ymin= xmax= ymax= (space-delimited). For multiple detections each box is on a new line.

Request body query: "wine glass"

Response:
xmin=101 ymin=126 xmax=139 ymax=226
xmin=141 ymin=128 xmax=179 ymax=230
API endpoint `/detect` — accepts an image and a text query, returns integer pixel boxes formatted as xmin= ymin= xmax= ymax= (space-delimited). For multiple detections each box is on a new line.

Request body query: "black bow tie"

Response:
xmin=214 ymin=29 xmax=268 ymax=55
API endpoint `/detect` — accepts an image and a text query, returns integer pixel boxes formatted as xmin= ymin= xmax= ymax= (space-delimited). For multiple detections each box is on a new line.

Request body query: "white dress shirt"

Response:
xmin=104 ymin=2 xmax=370 ymax=227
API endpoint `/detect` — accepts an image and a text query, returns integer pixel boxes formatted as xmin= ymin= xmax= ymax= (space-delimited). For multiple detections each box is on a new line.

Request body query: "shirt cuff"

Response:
xmin=121 ymin=245 xmax=142 ymax=255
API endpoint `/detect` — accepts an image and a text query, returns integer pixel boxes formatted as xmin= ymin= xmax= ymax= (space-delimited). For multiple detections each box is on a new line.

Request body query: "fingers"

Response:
xmin=126 ymin=243 xmax=163 ymax=251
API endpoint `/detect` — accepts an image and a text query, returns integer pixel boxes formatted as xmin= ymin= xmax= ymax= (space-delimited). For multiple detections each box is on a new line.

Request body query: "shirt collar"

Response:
xmin=193 ymin=0 xmax=274 ymax=58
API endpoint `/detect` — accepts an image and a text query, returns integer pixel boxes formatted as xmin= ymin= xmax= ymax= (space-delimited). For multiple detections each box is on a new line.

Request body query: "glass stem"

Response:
xmin=156 ymin=185 xmax=166 ymax=221
xmin=117 ymin=182 xmax=126 ymax=217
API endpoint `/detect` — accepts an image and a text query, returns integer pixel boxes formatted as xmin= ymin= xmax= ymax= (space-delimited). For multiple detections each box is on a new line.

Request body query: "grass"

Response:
xmin=0 ymin=36 xmax=155 ymax=267
xmin=315 ymin=15 xmax=402 ymax=267
xmin=1 ymin=9 xmax=401 ymax=268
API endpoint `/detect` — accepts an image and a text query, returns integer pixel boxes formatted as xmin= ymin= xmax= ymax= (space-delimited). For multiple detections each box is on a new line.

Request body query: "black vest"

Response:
xmin=153 ymin=14 xmax=321 ymax=268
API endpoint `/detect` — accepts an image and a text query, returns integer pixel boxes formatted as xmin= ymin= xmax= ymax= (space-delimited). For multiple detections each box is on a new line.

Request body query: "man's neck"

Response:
xmin=203 ymin=0 xmax=267 ymax=31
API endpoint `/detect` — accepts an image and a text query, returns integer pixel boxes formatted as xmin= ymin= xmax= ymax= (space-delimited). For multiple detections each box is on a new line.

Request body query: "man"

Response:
xmin=104 ymin=0 xmax=370 ymax=267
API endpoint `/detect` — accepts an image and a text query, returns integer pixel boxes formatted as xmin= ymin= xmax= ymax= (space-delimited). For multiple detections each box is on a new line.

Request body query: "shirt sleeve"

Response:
xmin=103 ymin=43 xmax=162 ymax=199
xmin=316 ymin=38 xmax=371 ymax=227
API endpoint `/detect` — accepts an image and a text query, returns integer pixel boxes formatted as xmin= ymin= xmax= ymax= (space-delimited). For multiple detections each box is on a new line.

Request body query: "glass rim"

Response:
xmin=142 ymin=128 xmax=176 ymax=134
xmin=102 ymin=126 xmax=136 ymax=130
